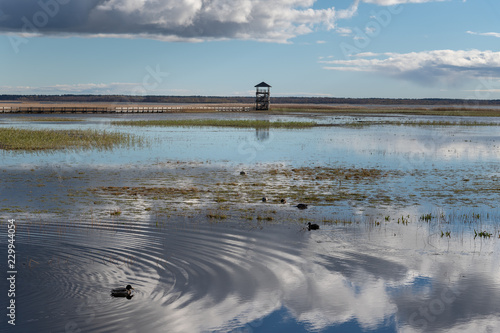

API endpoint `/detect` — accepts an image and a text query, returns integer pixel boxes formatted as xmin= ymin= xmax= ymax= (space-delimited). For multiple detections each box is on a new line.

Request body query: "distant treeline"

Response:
xmin=2 ymin=95 xmax=500 ymax=106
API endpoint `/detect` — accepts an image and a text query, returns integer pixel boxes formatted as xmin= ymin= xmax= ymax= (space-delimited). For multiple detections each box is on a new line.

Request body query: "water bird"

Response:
xmin=307 ymin=222 xmax=319 ymax=231
xmin=262 ymin=197 xmax=268 ymax=202
xmin=111 ymin=285 xmax=134 ymax=297
xmin=280 ymin=198 xmax=287 ymax=204
xmin=295 ymin=203 xmax=308 ymax=209
xmin=240 ymin=171 xmax=246 ymax=175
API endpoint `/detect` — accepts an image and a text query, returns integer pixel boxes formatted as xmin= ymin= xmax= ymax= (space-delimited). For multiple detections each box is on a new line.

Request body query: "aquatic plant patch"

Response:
xmin=0 ymin=127 xmax=143 ymax=151
xmin=271 ymin=106 xmax=500 ymax=117
xmin=16 ymin=117 xmax=84 ymax=122
xmin=111 ymin=119 xmax=316 ymax=128
xmin=342 ymin=120 xmax=500 ymax=128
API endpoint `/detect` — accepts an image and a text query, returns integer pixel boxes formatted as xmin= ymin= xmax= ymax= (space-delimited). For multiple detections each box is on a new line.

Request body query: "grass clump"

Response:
xmin=110 ymin=209 xmax=122 ymax=216
xmin=474 ymin=230 xmax=492 ymax=239
xmin=111 ymin=119 xmax=316 ymax=129
xmin=420 ymin=213 xmax=433 ymax=222
xmin=343 ymin=120 xmax=500 ymax=128
xmin=272 ymin=106 xmax=500 ymax=117
xmin=0 ymin=127 xmax=142 ymax=151
xmin=17 ymin=117 xmax=84 ymax=122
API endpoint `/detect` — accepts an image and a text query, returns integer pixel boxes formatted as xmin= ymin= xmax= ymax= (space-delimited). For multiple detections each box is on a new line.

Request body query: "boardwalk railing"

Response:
xmin=0 ymin=105 xmax=252 ymax=114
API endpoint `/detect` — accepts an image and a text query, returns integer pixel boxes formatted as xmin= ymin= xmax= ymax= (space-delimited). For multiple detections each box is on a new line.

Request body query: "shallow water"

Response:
xmin=3 ymin=216 xmax=500 ymax=332
xmin=1 ymin=112 xmax=500 ymax=332
xmin=1 ymin=113 xmax=499 ymax=169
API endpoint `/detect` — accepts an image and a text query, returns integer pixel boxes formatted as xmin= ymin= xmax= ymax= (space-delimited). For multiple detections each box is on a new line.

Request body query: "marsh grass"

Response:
xmin=17 ymin=117 xmax=84 ymax=122
xmin=342 ymin=120 xmax=500 ymax=128
xmin=272 ymin=106 xmax=500 ymax=117
xmin=0 ymin=127 xmax=142 ymax=151
xmin=111 ymin=119 xmax=316 ymax=128
xmin=474 ymin=229 xmax=492 ymax=238
xmin=86 ymin=165 xmax=400 ymax=215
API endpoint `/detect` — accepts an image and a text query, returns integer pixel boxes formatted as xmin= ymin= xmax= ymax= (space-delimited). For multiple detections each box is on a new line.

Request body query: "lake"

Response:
xmin=1 ymin=112 xmax=500 ymax=332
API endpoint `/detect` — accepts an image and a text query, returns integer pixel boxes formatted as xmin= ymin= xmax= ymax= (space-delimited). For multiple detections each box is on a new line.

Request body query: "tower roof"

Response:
xmin=255 ymin=82 xmax=271 ymax=88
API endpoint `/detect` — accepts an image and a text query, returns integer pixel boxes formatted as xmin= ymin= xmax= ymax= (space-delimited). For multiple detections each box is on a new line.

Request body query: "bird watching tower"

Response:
xmin=255 ymin=82 xmax=271 ymax=110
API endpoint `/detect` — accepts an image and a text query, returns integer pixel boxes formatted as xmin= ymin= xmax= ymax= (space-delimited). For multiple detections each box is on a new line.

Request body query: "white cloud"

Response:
xmin=0 ymin=82 xmax=191 ymax=95
xmin=362 ymin=0 xmax=445 ymax=4
xmin=354 ymin=51 xmax=381 ymax=57
xmin=0 ymin=0 xmax=361 ymax=43
xmin=336 ymin=27 xmax=353 ymax=36
xmin=0 ymin=0 xmax=452 ymax=42
xmin=466 ymin=31 xmax=500 ymax=38
xmin=321 ymin=49 xmax=500 ymax=85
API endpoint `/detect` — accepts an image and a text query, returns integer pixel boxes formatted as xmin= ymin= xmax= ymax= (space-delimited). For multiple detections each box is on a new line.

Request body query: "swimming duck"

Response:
xmin=280 ymin=198 xmax=287 ymax=204
xmin=262 ymin=197 xmax=268 ymax=202
xmin=295 ymin=203 xmax=308 ymax=209
xmin=240 ymin=171 xmax=246 ymax=175
xmin=307 ymin=222 xmax=319 ymax=231
xmin=111 ymin=285 xmax=134 ymax=297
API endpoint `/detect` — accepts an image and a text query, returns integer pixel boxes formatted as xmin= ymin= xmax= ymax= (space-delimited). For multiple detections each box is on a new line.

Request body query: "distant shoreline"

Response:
xmin=1 ymin=102 xmax=500 ymax=117
xmin=1 ymin=94 xmax=500 ymax=106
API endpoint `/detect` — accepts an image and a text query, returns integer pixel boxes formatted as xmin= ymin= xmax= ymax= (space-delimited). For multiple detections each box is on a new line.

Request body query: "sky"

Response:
xmin=1 ymin=0 xmax=500 ymax=99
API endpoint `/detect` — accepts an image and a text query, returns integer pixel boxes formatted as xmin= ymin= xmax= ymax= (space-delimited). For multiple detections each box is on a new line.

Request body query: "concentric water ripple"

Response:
xmin=7 ymin=212 xmax=500 ymax=332
xmin=8 ymin=216 xmax=309 ymax=332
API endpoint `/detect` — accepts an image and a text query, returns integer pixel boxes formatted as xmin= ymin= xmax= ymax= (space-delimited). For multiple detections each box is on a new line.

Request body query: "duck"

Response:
xmin=280 ymin=198 xmax=287 ymax=204
xmin=240 ymin=171 xmax=246 ymax=175
xmin=262 ymin=197 xmax=268 ymax=202
xmin=295 ymin=203 xmax=308 ymax=209
xmin=307 ymin=222 xmax=320 ymax=231
xmin=111 ymin=285 xmax=134 ymax=297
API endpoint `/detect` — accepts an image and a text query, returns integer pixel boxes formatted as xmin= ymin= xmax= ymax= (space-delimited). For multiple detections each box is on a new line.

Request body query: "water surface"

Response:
xmin=1 ymin=112 xmax=500 ymax=332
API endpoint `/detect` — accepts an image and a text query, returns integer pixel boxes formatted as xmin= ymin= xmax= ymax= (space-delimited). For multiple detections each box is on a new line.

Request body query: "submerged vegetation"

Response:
xmin=88 ymin=164 xmax=397 ymax=211
xmin=111 ymin=119 xmax=316 ymax=128
xmin=0 ymin=127 xmax=142 ymax=151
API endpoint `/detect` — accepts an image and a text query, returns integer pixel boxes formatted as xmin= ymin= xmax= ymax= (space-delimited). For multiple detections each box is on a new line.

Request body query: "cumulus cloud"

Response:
xmin=321 ymin=49 xmax=500 ymax=85
xmin=0 ymin=0 xmax=362 ymax=42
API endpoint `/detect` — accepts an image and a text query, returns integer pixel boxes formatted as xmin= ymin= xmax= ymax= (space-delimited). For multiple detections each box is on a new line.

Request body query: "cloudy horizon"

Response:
xmin=1 ymin=0 xmax=500 ymax=98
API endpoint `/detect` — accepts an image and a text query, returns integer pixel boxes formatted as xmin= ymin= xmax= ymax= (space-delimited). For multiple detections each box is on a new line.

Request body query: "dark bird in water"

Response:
xmin=295 ymin=203 xmax=308 ymax=209
xmin=280 ymin=198 xmax=287 ymax=204
xmin=262 ymin=197 xmax=268 ymax=202
xmin=111 ymin=285 xmax=134 ymax=298
xmin=240 ymin=171 xmax=246 ymax=175
xmin=307 ymin=222 xmax=320 ymax=231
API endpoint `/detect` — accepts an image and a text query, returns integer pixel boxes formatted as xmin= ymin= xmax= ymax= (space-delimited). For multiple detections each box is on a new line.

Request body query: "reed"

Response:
xmin=0 ymin=127 xmax=142 ymax=151
xmin=111 ymin=119 xmax=316 ymax=128
xmin=272 ymin=105 xmax=500 ymax=117
xmin=343 ymin=120 xmax=500 ymax=127
xmin=17 ymin=117 xmax=84 ymax=122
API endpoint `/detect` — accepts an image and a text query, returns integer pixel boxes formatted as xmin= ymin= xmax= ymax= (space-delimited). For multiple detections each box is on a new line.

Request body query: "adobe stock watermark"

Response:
xmin=398 ymin=131 xmax=444 ymax=172
xmin=133 ymin=65 xmax=170 ymax=96
xmin=408 ymin=285 xmax=461 ymax=330
xmin=237 ymin=131 xmax=275 ymax=164
xmin=64 ymin=272 xmax=108 ymax=333
xmin=6 ymin=219 xmax=17 ymax=326
xmin=8 ymin=0 xmax=71 ymax=54
xmin=339 ymin=5 xmax=403 ymax=58
xmin=112 ymin=64 xmax=169 ymax=107
xmin=462 ymin=76 xmax=500 ymax=109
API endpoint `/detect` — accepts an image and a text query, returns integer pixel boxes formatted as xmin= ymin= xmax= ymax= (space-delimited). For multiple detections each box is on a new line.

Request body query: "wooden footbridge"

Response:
xmin=0 ymin=105 xmax=252 ymax=114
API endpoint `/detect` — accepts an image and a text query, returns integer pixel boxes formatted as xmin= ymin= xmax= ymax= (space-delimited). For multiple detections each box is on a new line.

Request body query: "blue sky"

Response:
xmin=1 ymin=0 xmax=500 ymax=98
